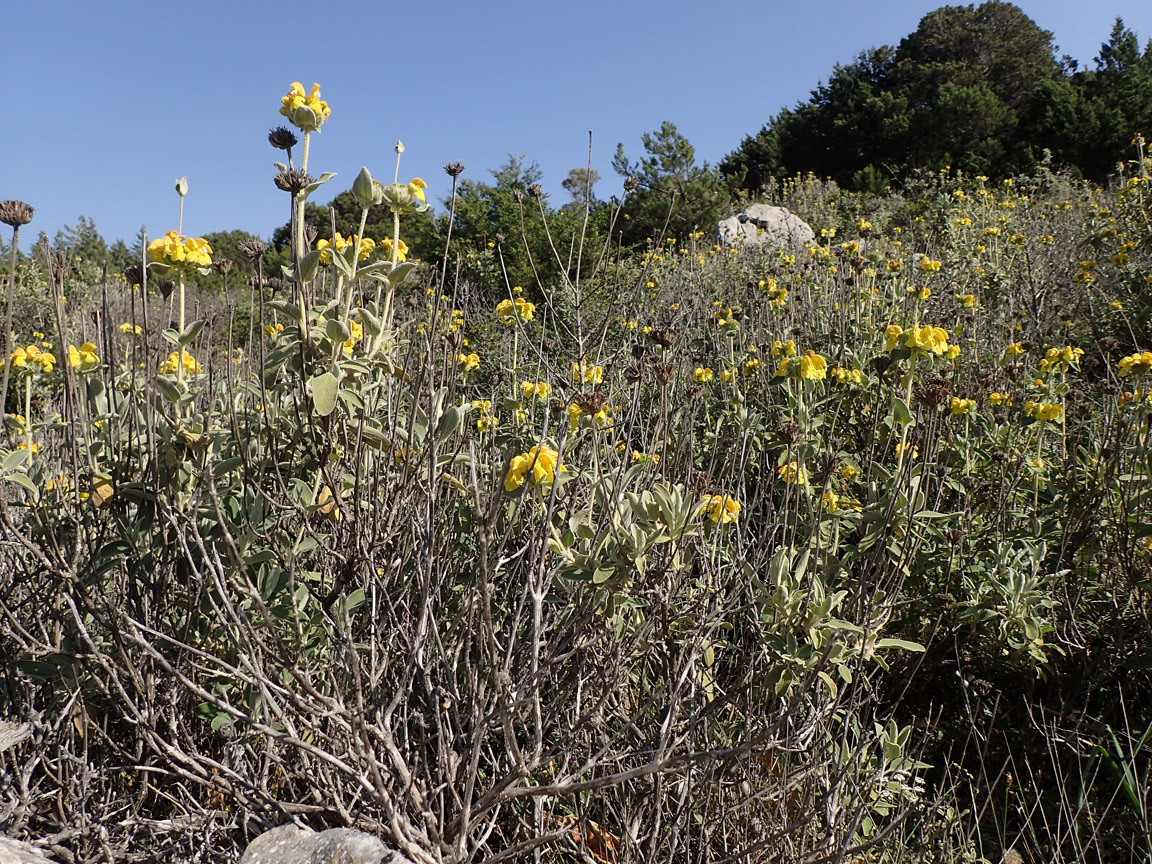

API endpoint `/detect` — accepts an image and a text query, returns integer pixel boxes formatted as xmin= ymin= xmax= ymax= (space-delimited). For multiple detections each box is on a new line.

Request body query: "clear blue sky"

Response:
xmin=7 ymin=0 xmax=1149 ymax=251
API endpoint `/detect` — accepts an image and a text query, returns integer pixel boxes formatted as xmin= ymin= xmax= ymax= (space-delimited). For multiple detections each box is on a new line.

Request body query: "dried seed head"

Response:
xmin=268 ymin=126 xmax=298 ymax=151
xmin=213 ymin=258 xmax=233 ymax=277
xmin=0 ymin=200 xmax=34 ymax=228
xmin=871 ymin=355 xmax=892 ymax=378
xmin=730 ymin=306 xmax=745 ymax=323
xmin=238 ymin=238 xmax=267 ymax=261
xmin=445 ymin=330 xmax=462 ymax=349
xmin=512 ymin=189 xmax=524 ymax=204
xmin=444 ymin=161 xmax=465 ymax=178
xmin=158 ymin=279 xmax=175 ymax=300
xmin=625 ymin=362 xmax=645 ymax=383
xmin=653 ymin=361 xmax=676 ymax=385
xmin=303 ymin=223 xmax=318 ymax=245
xmin=494 ymin=233 xmax=505 ymax=245
xmin=50 ymin=251 xmax=68 ymax=284
xmin=526 ymin=184 xmax=543 ymax=199
xmin=817 ymin=451 xmax=841 ymax=481
xmin=123 ymin=264 xmax=145 ymax=287
xmin=264 ymin=277 xmax=286 ymax=295
xmin=648 ymin=327 xmax=677 ymax=350
xmin=574 ymin=391 xmax=607 ymax=414
xmin=273 ymin=169 xmax=314 ymax=195
xmin=540 ymin=337 xmax=558 ymax=355
xmin=915 ymin=375 xmax=951 ymax=409
xmin=623 ymin=175 xmax=639 ymax=192
xmin=775 ymin=422 xmax=804 ymax=446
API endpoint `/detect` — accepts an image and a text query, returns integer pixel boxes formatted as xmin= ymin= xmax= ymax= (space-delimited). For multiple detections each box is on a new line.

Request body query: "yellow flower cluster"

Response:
xmin=885 ymin=324 xmax=955 ymax=358
xmin=918 ymin=257 xmax=942 ymax=272
xmin=950 ymin=397 xmax=975 ymax=415
xmin=147 ymin=231 xmax=213 ymax=268
xmin=571 ymin=361 xmax=604 ymax=384
xmin=778 ymin=462 xmax=807 ymax=486
xmin=1117 ymin=351 xmax=1152 ymax=377
xmin=4 ymin=344 xmax=56 ymax=374
xmin=1038 ymin=345 xmax=1083 ymax=373
xmin=701 ymin=493 xmax=741 ymax=524
xmin=520 ymin=381 xmax=552 ymax=400
xmin=989 ymin=392 xmax=1012 ymax=406
xmin=505 ymin=445 xmax=561 ymax=492
xmin=162 ymin=351 xmax=201 ymax=376
xmin=458 ymin=352 xmax=480 ymax=373
xmin=831 ymin=367 xmax=863 ymax=384
xmin=317 ymin=233 xmax=375 ymax=263
xmin=342 ymin=319 xmax=363 ymax=354
xmin=471 ymin=400 xmax=498 ymax=432
xmin=68 ymin=342 xmax=99 ymax=371
xmin=496 ymin=297 xmax=534 ymax=324
xmin=771 ymin=340 xmax=797 ymax=357
xmin=1024 ymin=400 xmax=1063 ymax=422
xmin=693 ymin=367 xmax=714 ymax=383
xmin=380 ymin=236 xmax=409 ymax=262
xmin=279 ymin=81 xmax=330 ymax=132
xmin=119 ymin=323 xmax=142 ymax=335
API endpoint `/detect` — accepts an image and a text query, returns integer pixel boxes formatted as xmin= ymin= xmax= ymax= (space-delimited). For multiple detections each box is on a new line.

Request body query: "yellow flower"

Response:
xmin=505 ymin=445 xmax=561 ymax=492
xmin=895 ymin=441 xmax=919 ymax=459
xmin=918 ymin=257 xmax=942 ymax=272
xmin=408 ymin=178 xmax=427 ymax=204
xmin=778 ymin=462 xmax=807 ymax=486
xmin=119 ymin=323 xmax=142 ymax=335
xmin=631 ymin=450 xmax=659 ymax=466
xmin=458 ymin=352 xmax=480 ymax=373
xmin=342 ymin=319 xmax=363 ymax=354
xmin=571 ymin=361 xmax=603 ymax=384
xmin=147 ymin=230 xmax=213 ymax=268
xmin=771 ymin=339 xmax=797 ymax=357
xmin=840 ymin=464 xmax=859 ymax=481
xmin=68 ymin=343 xmax=99 ymax=371
xmin=265 ymin=322 xmax=284 ymax=339
xmin=989 ymin=392 xmax=1012 ymax=406
xmin=701 ymin=493 xmax=741 ymax=524
xmin=24 ymin=345 xmax=56 ymax=374
xmin=903 ymin=324 xmax=950 ymax=357
xmin=884 ymin=324 xmax=904 ymax=352
xmin=831 ymin=367 xmax=862 ymax=384
xmin=1024 ymin=400 xmax=1063 ymax=422
xmin=520 ymin=381 xmax=552 ymax=400
xmin=821 ymin=490 xmax=840 ymax=511
xmin=1006 ymin=342 xmax=1026 ymax=356
xmin=955 ymin=293 xmax=978 ymax=309
xmin=693 ymin=367 xmax=714 ymax=383
xmin=280 ymin=81 xmax=330 ymax=132
xmin=799 ymin=350 xmax=827 ymax=380
xmin=162 ymin=351 xmax=201 ymax=376
xmin=1117 ymin=351 xmax=1152 ymax=377
xmin=950 ymin=397 xmax=975 ymax=415
xmin=379 ymin=236 xmax=409 ymax=262
xmin=496 ymin=297 xmax=535 ymax=324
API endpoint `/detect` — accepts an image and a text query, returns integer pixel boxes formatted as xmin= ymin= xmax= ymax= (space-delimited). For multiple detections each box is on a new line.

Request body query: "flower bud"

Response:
xmin=395 ymin=140 xmax=405 ymax=155
xmin=352 ymin=166 xmax=376 ymax=207
xmin=175 ymin=176 xmax=188 ymax=198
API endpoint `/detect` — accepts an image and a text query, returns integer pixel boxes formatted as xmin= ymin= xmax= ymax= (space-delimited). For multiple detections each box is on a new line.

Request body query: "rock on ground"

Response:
xmin=238 ymin=825 xmax=411 ymax=864
xmin=0 ymin=836 xmax=54 ymax=864
xmin=717 ymin=204 xmax=815 ymax=250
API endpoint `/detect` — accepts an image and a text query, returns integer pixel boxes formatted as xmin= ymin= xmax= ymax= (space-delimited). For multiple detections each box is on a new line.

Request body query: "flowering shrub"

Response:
xmin=0 ymin=86 xmax=1150 ymax=864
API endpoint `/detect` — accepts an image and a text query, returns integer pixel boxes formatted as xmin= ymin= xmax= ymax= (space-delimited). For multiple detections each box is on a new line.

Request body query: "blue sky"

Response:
xmin=7 ymin=0 xmax=1150 ymax=251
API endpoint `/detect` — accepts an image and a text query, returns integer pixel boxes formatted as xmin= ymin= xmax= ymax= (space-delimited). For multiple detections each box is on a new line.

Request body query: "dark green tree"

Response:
xmin=612 ymin=122 xmax=729 ymax=246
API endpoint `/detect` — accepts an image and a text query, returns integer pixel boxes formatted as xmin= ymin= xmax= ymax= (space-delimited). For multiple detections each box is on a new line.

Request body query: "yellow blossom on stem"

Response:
xmin=505 ymin=445 xmax=561 ymax=492
xmin=701 ymin=493 xmax=741 ymax=524
xmin=279 ymin=81 xmax=330 ymax=132
xmin=778 ymin=462 xmax=808 ymax=486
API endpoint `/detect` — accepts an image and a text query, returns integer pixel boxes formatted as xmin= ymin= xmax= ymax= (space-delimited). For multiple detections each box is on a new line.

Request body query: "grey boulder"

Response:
xmin=717 ymin=204 xmax=814 ymax=250
xmin=239 ymin=825 xmax=410 ymax=864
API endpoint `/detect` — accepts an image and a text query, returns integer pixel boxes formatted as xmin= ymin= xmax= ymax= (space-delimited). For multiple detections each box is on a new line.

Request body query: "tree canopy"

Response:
xmin=721 ymin=3 xmax=1152 ymax=191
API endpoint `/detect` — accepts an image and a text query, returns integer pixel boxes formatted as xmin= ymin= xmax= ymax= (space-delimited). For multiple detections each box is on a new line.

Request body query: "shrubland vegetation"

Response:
xmin=1 ymin=5 xmax=1151 ymax=864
